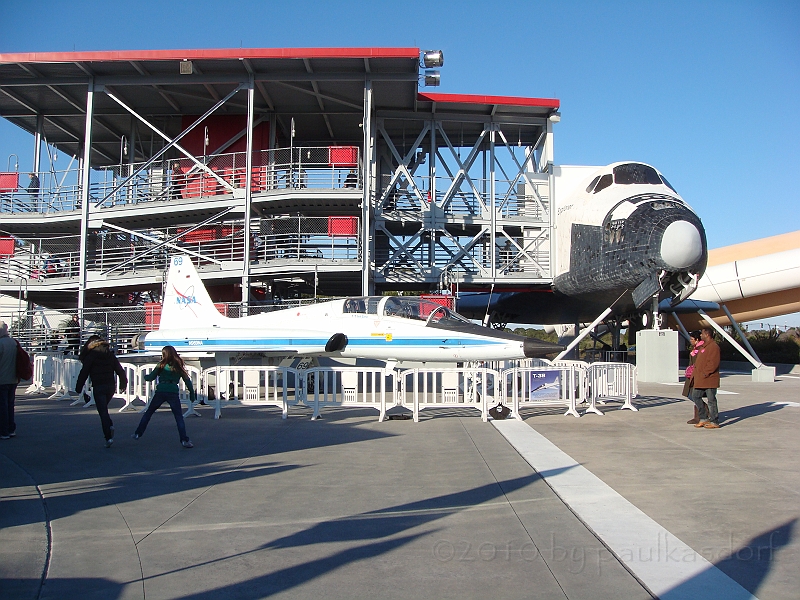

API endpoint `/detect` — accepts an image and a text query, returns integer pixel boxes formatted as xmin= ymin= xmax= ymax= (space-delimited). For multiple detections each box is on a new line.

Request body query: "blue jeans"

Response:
xmin=692 ymin=387 xmax=719 ymax=424
xmin=135 ymin=391 xmax=189 ymax=443
xmin=0 ymin=383 xmax=17 ymax=437
xmin=92 ymin=385 xmax=115 ymax=441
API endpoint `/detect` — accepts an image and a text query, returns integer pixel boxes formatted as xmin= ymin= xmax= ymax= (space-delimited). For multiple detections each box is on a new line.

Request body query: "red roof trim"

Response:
xmin=0 ymin=47 xmax=421 ymax=64
xmin=418 ymin=92 xmax=560 ymax=109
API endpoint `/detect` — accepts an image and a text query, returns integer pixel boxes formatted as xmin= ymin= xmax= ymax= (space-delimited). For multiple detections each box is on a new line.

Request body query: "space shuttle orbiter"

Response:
xmin=458 ymin=162 xmax=708 ymax=327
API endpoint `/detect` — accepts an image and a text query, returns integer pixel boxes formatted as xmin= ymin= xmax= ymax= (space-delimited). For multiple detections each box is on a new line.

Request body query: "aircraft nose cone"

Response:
xmin=660 ymin=220 xmax=703 ymax=269
xmin=523 ymin=337 xmax=564 ymax=358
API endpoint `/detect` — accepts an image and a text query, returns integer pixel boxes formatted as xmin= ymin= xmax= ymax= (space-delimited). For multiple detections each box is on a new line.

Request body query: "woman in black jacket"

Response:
xmin=75 ymin=337 xmax=128 ymax=448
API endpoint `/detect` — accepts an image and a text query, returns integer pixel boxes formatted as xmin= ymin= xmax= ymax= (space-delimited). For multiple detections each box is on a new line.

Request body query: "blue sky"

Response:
xmin=1 ymin=0 xmax=798 ymax=326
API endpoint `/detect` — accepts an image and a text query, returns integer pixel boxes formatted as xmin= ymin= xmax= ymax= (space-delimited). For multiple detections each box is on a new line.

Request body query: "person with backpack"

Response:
xmin=132 ymin=345 xmax=195 ymax=448
xmin=0 ymin=321 xmax=19 ymax=440
xmin=75 ymin=336 xmax=128 ymax=448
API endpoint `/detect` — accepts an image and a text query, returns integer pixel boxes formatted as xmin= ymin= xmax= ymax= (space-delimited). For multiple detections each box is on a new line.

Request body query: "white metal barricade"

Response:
xmin=61 ymin=358 xmax=87 ymax=405
xmin=27 ymin=353 xmax=56 ymax=393
xmin=584 ymin=362 xmax=637 ymax=414
xmin=551 ymin=360 xmax=590 ymax=406
xmin=304 ymin=367 xmax=391 ymax=420
xmin=181 ymin=365 xmax=204 ymax=417
xmin=202 ymin=366 xmax=284 ymax=419
xmin=17 ymin=356 xmax=640 ymax=425
xmin=47 ymin=355 xmax=69 ymax=400
xmin=502 ymin=363 xmax=581 ymax=419
xmin=44 ymin=356 xmax=82 ymax=401
xmin=398 ymin=367 xmax=496 ymax=422
xmin=117 ymin=362 xmax=155 ymax=412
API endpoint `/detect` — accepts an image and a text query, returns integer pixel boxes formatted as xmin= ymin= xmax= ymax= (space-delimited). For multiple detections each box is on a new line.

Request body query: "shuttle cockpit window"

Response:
xmin=659 ymin=174 xmax=677 ymax=192
xmin=593 ymin=174 xmax=613 ymax=194
xmin=613 ymin=163 xmax=662 ymax=185
xmin=586 ymin=175 xmax=601 ymax=193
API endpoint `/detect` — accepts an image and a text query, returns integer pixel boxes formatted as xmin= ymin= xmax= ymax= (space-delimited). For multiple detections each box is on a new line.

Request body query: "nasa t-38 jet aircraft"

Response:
xmin=140 ymin=255 xmax=562 ymax=362
xmin=458 ymin=162 xmax=708 ymax=327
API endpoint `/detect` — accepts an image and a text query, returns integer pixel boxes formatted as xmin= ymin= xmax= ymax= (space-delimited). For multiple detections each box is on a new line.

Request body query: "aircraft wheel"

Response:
xmin=640 ymin=311 xmax=664 ymax=329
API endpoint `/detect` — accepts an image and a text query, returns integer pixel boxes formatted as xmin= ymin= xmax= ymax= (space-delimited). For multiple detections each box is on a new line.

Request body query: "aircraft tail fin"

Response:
xmin=160 ymin=255 xmax=227 ymax=329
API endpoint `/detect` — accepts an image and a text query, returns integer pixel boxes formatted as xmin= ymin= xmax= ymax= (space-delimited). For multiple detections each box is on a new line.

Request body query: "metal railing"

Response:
xmin=92 ymin=146 xmax=361 ymax=209
xmin=0 ymin=146 xmax=361 ymax=214
xmin=379 ymin=174 xmax=549 ymax=221
xmin=0 ymin=215 xmax=361 ymax=285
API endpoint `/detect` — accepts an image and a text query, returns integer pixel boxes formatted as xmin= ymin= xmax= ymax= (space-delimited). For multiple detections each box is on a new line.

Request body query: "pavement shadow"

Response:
xmin=660 ymin=519 xmax=796 ymax=599
xmin=170 ymin=474 xmax=541 ymax=599
xmin=0 ymin=577 xmax=127 ymax=600
xmin=518 ymin=395 xmax=684 ymax=418
xmin=0 ymin=396 xmax=399 ymax=527
xmin=719 ymin=402 xmax=787 ymax=427
xmin=177 ymin=534 xmax=424 ymax=600
xmin=264 ymin=474 xmax=539 ymax=549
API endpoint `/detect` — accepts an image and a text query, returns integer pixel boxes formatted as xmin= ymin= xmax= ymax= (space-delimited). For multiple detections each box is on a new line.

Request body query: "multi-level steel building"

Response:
xmin=0 ymin=47 xmax=560 ymax=347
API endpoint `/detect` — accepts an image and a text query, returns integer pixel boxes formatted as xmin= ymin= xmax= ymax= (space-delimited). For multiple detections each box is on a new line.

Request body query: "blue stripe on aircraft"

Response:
xmin=144 ymin=337 xmax=505 ymax=349
xmin=346 ymin=338 xmax=502 ymax=347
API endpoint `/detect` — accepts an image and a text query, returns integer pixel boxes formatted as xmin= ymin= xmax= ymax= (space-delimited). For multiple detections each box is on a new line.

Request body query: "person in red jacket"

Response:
xmin=692 ymin=327 xmax=722 ymax=429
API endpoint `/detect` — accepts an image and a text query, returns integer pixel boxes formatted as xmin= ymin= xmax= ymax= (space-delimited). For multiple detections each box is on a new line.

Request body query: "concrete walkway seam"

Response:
xmin=492 ymin=419 xmax=758 ymax=600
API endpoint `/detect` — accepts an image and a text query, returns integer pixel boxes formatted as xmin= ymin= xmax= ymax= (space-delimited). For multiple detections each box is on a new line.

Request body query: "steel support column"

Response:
xmin=77 ymin=81 xmax=94 ymax=323
xmin=362 ymin=79 xmax=374 ymax=295
xmin=241 ymin=77 xmax=255 ymax=314
xmin=32 ymin=113 xmax=43 ymax=211
xmin=489 ymin=125 xmax=496 ymax=279
xmin=429 ymin=118 xmax=437 ymax=270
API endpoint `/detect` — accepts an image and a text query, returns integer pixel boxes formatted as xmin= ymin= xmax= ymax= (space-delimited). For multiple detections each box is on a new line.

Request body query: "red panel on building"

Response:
xmin=177 ymin=225 xmax=239 ymax=243
xmin=179 ymin=115 xmax=270 ymax=157
xmin=0 ymin=238 xmax=15 ymax=256
xmin=0 ymin=172 xmax=19 ymax=192
xmin=328 ymin=146 xmax=358 ymax=167
xmin=328 ymin=216 xmax=358 ymax=237
xmin=421 ymin=294 xmax=455 ymax=310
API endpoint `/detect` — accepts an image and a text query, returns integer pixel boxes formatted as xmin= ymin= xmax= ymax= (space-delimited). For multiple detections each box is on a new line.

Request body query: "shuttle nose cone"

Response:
xmin=660 ymin=220 xmax=703 ymax=269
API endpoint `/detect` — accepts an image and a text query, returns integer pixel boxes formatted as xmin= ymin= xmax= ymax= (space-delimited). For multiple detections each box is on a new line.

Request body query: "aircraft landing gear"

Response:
xmin=640 ymin=310 xmax=664 ymax=330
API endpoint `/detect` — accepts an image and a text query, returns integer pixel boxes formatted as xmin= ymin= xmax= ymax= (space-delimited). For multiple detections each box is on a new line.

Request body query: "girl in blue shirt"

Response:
xmin=133 ymin=345 xmax=195 ymax=448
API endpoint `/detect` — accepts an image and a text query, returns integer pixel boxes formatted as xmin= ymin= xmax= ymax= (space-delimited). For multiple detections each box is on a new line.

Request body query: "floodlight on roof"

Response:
xmin=548 ymin=111 xmax=561 ymax=123
xmin=422 ymin=70 xmax=441 ymax=87
xmin=421 ymin=50 xmax=444 ymax=68
xmin=180 ymin=60 xmax=193 ymax=75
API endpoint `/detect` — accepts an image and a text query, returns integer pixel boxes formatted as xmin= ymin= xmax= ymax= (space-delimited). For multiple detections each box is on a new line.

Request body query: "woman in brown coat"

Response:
xmin=683 ymin=331 xmax=706 ymax=424
xmin=692 ymin=328 xmax=722 ymax=428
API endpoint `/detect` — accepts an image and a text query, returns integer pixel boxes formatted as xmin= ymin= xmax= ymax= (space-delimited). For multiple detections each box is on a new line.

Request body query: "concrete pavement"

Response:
xmin=1 ymin=367 xmax=797 ymax=599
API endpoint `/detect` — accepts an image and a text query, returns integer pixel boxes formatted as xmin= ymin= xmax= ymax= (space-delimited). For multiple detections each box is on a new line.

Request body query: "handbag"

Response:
xmin=15 ymin=340 xmax=33 ymax=381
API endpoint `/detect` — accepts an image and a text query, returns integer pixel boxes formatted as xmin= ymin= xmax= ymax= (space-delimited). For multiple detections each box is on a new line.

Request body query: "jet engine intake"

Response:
xmin=325 ymin=333 xmax=348 ymax=353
